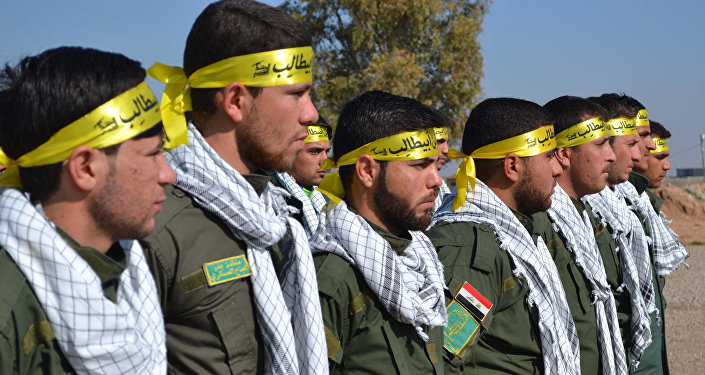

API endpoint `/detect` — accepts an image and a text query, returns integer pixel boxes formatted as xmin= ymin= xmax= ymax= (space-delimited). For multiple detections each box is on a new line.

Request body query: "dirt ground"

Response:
xmin=651 ymin=179 xmax=705 ymax=373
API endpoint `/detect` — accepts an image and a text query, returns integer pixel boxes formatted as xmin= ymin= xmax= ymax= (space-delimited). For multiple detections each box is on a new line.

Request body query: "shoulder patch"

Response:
xmin=443 ymin=300 xmax=480 ymax=357
xmin=22 ymin=320 xmax=55 ymax=355
xmin=455 ymin=282 xmax=493 ymax=321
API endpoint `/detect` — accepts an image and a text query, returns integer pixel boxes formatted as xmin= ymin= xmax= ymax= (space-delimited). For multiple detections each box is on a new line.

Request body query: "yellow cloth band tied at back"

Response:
xmin=317 ymin=128 xmax=438 ymax=203
xmin=435 ymin=127 xmax=450 ymax=140
xmin=606 ymin=117 xmax=638 ymax=136
xmin=448 ymin=125 xmax=556 ymax=211
xmin=636 ymin=109 xmax=650 ymax=127
xmin=556 ymin=117 xmax=610 ymax=148
xmin=651 ymin=137 xmax=669 ymax=153
xmin=147 ymin=46 xmax=314 ymax=136
xmin=304 ymin=125 xmax=329 ymax=143
xmin=0 ymin=82 xmax=177 ymax=189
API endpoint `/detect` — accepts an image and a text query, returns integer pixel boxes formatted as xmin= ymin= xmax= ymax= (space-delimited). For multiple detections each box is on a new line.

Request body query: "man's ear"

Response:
xmin=502 ymin=154 xmax=523 ymax=183
xmin=65 ymin=145 xmax=110 ymax=192
xmin=555 ymin=147 xmax=571 ymax=169
xmin=355 ymin=154 xmax=381 ymax=188
xmin=220 ymin=81 xmax=251 ymax=123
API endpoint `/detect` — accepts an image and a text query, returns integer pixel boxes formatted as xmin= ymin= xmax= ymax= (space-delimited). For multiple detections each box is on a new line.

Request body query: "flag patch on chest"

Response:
xmin=455 ymin=282 xmax=492 ymax=321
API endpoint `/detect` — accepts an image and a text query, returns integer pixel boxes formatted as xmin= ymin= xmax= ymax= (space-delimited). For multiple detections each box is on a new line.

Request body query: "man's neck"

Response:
xmin=196 ymin=116 xmax=256 ymax=175
xmin=42 ymin=199 xmax=113 ymax=254
xmin=556 ymin=175 xmax=580 ymax=200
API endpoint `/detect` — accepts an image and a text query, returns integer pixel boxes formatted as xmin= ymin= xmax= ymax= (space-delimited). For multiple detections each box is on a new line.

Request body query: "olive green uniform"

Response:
xmin=426 ymin=219 xmax=543 ymax=374
xmin=579 ymin=198 xmax=632 ymax=356
xmin=530 ymin=211 xmax=602 ymax=375
xmin=645 ymin=190 xmax=664 ymax=214
xmin=626 ymin=173 xmax=669 ymax=375
xmin=0 ymin=229 xmax=127 ymax=375
xmin=315 ymin=220 xmax=445 ymax=375
xmin=140 ymin=174 xmax=273 ymax=375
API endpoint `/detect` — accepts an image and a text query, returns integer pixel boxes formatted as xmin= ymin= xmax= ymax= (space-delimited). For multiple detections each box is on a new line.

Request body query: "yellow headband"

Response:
xmin=651 ymin=137 xmax=669 ymax=153
xmin=304 ymin=125 xmax=329 ymax=143
xmin=556 ymin=117 xmax=610 ymax=148
xmin=0 ymin=82 xmax=178 ymax=189
xmin=148 ymin=46 xmax=314 ymax=136
xmin=435 ymin=127 xmax=450 ymax=140
xmin=449 ymin=125 xmax=556 ymax=211
xmin=606 ymin=117 xmax=638 ymax=136
xmin=317 ymin=128 xmax=438 ymax=203
xmin=636 ymin=109 xmax=650 ymax=127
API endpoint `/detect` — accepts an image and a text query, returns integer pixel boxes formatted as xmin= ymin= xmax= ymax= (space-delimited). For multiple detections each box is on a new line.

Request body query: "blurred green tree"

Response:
xmin=283 ymin=0 xmax=491 ymax=134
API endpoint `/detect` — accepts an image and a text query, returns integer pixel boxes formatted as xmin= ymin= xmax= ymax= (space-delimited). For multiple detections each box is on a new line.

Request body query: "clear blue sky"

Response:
xmin=2 ymin=1 xmax=703 ymax=173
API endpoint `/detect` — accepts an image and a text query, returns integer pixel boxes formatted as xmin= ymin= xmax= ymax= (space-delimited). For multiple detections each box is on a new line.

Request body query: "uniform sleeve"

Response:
xmin=314 ymin=254 xmax=350 ymax=370
xmin=427 ymin=222 xmax=505 ymax=371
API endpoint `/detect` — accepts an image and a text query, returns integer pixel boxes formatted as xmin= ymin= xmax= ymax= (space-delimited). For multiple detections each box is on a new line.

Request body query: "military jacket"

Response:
xmin=141 ymin=174 xmax=272 ymax=375
xmin=645 ymin=189 xmax=664 ymax=214
xmin=427 ymin=220 xmax=543 ymax=374
xmin=627 ymin=173 xmax=669 ymax=375
xmin=531 ymin=211 xmax=602 ymax=375
xmin=0 ymin=229 xmax=126 ymax=375
xmin=315 ymin=220 xmax=445 ymax=375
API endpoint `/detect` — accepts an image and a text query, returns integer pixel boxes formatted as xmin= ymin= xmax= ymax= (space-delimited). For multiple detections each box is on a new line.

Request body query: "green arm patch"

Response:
xmin=203 ymin=255 xmax=252 ymax=286
xmin=22 ymin=320 xmax=55 ymax=355
xmin=443 ymin=300 xmax=480 ymax=357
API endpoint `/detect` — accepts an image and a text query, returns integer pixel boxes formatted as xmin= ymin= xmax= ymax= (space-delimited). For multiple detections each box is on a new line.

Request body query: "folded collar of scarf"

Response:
xmin=0 ymin=188 xmax=166 ymax=375
xmin=582 ymin=186 xmax=654 ymax=366
xmin=548 ymin=184 xmax=628 ymax=375
xmin=310 ymin=199 xmax=447 ymax=341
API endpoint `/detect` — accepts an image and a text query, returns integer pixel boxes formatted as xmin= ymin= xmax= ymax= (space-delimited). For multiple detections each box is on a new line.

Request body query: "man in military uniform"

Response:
xmin=0 ymin=46 xmax=175 ymax=374
xmin=543 ymin=95 xmax=629 ymax=374
xmin=641 ymin=120 xmax=672 ymax=210
xmin=585 ymin=94 xmax=687 ymax=374
xmin=141 ymin=1 xmax=327 ymax=374
xmin=433 ymin=125 xmax=452 ymax=211
xmin=428 ymin=98 xmax=579 ymax=374
xmin=272 ymin=116 xmax=332 ymax=237
xmin=313 ymin=90 xmax=447 ymax=374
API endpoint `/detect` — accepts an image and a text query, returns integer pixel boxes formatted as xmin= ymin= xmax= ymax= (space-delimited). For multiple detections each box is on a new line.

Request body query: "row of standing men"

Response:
xmin=0 ymin=0 xmax=686 ymax=374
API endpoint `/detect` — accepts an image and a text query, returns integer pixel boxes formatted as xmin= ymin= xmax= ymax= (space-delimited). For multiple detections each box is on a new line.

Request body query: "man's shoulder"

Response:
xmin=313 ymin=252 xmax=366 ymax=306
xmin=0 ymin=249 xmax=46 ymax=331
xmin=426 ymin=220 xmax=503 ymax=273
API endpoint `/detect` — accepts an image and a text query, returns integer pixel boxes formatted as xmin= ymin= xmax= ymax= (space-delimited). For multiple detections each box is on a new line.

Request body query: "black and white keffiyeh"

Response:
xmin=272 ymin=172 xmax=325 ymax=238
xmin=614 ymin=183 xmax=689 ymax=276
xmin=547 ymin=184 xmax=627 ymax=375
xmin=432 ymin=180 xmax=580 ymax=375
xmin=433 ymin=178 xmax=452 ymax=212
xmin=310 ymin=199 xmax=447 ymax=341
xmin=165 ymin=124 xmax=327 ymax=375
xmin=0 ymin=188 xmax=166 ymax=375
xmin=583 ymin=185 xmax=654 ymax=366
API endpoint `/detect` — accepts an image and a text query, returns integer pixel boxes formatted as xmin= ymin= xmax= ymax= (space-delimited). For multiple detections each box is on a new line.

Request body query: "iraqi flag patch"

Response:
xmin=455 ymin=282 xmax=492 ymax=321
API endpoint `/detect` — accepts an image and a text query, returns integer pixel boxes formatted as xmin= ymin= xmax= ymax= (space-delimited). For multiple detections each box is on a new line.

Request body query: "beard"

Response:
xmin=238 ymin=103 xmax=297 ymax=172
xmin=88 ymin=168 xmax=151 ymax=241
xmin=515 ymin=172 xmax=552 ymax=215
xmin=373 ymin=165 xmax=435 ymax=232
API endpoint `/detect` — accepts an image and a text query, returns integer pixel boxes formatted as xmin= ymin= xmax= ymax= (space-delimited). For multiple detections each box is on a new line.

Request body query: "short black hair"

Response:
xmin=0 ymin=46 xmax=147 ymax=203
xmin=543 ymin=95 xmax=609 ymax=134
xmin=462 ymin=97 xmax=553 ymax=155
xmin=184 ymin=0 xmax=312 ymax=115
xmin=649 ymin=120 xmax=671 ymax=139
xmin=587 ymin=93 xmax=644 ymax=119
xmin=333 ymin=90 xmax=448 ymax=188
